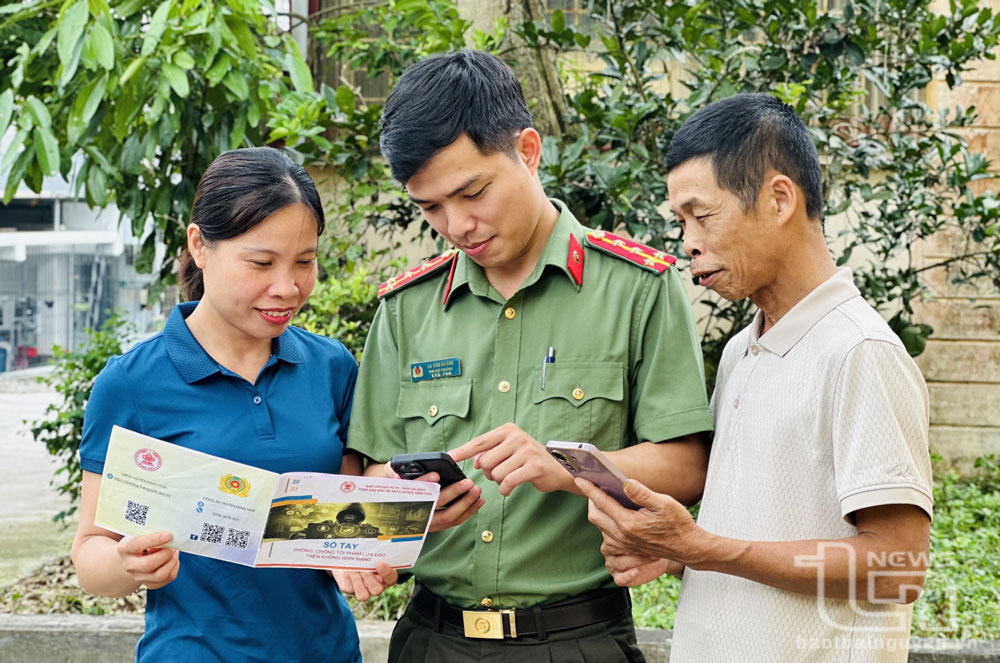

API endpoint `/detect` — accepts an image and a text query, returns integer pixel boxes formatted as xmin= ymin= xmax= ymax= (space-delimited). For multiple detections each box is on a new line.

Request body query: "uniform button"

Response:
xmin=733 ymin=399 xmax=740 ymax=409
xmin=504 ymin=307 xmax=516 ymax=320
xmin=429 ymin=405 xmax=439 ymax=417
xmin=498 ymin=380 xmax=511 ymax=393
xmin=481 ymin=530 xmax=494 ymax=543
xmin=253 ymin=395 xmax=262 ymax=405
xmin=481 ymin=597 xmax=493 ymax=608
xmin=572 ymin=388 xmax=584 ymax=401
xmin=750 ymin=344 xmax=759 ymax=356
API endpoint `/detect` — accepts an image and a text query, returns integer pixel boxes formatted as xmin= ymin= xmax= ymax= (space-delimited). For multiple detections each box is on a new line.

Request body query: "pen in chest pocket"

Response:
xmin=540 ymin=347 xmax=555 ymax=391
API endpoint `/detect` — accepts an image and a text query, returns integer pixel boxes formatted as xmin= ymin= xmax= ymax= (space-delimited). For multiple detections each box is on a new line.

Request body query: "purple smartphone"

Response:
xmin=546 ymin=441 xmax=639 ymax=510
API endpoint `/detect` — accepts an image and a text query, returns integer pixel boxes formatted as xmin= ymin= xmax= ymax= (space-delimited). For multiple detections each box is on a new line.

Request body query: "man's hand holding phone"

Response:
xmin=386 ymin=452 xmax=484 ymax=532
xmin=545 ymin=441 xmax=640 ymax=510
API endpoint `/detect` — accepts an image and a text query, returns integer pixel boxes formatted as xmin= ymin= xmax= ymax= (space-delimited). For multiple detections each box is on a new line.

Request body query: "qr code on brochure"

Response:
xmin=200 ymin=522 xmax=225 ymax=544
xmin=124 ymin=500 xmax=148 ymax=526
xmin=225 ymin=528 xmax=251 ymax=550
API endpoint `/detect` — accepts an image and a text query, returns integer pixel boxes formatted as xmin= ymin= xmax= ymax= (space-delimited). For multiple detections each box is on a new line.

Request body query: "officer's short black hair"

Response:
xmin=380 ymin=49 xmax=534 ymax=185
xmin=666 ymin=93 xmax=824 ymax=222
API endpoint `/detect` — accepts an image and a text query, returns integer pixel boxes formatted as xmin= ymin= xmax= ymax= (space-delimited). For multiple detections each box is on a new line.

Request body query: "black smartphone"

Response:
xmin=389 ymin=452 xmax=467 ymax=487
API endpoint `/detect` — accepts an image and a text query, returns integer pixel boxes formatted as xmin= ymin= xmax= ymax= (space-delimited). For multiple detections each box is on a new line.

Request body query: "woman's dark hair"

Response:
xmin=179 ymin=147 xmax=325 ymax=301
xmin=380 ymin=49 xmax=533 ymax=185
xmin=666 ymin=93 xmax=824 ymax=223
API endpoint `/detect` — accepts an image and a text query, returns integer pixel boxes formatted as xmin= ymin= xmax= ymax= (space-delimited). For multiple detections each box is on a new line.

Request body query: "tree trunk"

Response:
xmin=457 ymin=0 xmax=568 ymax=139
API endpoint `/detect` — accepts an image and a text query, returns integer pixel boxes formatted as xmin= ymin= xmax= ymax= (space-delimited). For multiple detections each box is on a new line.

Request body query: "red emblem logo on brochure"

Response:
xmin=340 ymin=481 xmax=356 ymax=493
xmin=134 ymin=449 xmax=162 ymax=472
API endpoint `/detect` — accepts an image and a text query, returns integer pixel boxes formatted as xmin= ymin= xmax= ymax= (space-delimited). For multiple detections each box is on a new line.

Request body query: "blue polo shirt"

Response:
xmin=80 ymin=301 xmax=362 ymax=663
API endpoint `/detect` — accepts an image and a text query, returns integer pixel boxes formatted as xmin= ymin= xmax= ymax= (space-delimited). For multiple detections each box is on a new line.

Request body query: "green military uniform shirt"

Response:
xmin=348 ymin=201 xmax=712 ymax=609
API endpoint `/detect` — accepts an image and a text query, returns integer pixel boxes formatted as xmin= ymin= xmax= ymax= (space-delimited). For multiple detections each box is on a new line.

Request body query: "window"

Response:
xmin=0 ymin=199 xmax=55 ymax=232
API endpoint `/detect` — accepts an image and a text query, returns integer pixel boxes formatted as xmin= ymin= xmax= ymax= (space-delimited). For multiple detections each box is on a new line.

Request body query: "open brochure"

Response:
xmin=94 ymin=426 xmax=440 ymax=569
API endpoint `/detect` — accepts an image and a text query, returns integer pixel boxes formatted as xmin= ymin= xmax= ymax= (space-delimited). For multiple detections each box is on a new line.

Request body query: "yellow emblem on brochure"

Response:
xmin=219 ymin=474 xmax=251 ymax=497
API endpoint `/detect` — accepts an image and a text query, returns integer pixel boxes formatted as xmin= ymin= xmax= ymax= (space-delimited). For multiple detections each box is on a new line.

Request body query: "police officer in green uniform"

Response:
xmin=345 ymin=49 xmax=714 ymax=662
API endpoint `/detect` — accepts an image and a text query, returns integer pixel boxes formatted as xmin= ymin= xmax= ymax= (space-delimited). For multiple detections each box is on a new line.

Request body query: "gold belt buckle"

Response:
xmin=462 ymin=609 xmax=516 ymax=639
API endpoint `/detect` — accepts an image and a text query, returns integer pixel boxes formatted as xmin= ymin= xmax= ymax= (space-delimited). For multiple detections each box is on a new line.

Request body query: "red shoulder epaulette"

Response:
xmin=584 ymin=230 xmax=676 ymax=274
xmin=378 ymin=249 xmax=459 ymax=299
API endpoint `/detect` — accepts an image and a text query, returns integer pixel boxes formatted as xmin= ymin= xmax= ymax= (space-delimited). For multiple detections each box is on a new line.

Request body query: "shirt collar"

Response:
xmin=164 ymin=301 xmax=304 ymax=384
xmin=445 ymin=199 xmax=585 ymax=305
xmin=750 ymin=267 xmax=861 ymax=357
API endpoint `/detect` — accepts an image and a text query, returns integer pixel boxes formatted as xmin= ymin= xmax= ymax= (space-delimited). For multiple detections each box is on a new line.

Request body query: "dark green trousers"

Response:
xmin=387 ymin=596 xmax=646 ymax=663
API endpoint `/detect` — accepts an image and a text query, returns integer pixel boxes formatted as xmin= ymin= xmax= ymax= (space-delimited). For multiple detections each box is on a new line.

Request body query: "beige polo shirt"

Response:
xmin=670 ymin=268 xmax=933 ymax=663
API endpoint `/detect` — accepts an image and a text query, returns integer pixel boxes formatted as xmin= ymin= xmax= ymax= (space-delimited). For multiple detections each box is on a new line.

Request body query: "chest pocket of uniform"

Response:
xmin=532 ymin=362 xmax=625 ymax=451
xmin=396 ymin=379 xmax=473 ymax=452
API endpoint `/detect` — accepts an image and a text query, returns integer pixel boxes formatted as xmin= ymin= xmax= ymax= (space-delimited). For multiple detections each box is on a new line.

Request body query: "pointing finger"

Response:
xmin=449 ymin=429 xmax=502 ymax=462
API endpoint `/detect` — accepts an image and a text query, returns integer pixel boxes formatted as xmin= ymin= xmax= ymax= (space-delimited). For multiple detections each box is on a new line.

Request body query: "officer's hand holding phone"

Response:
xmin=386 ymin=452 xmax=484 ymax=532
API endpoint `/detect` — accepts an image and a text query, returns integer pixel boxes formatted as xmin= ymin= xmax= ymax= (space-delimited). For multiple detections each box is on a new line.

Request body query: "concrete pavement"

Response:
xmin=0 ymin=368 xmax=74 ymax=586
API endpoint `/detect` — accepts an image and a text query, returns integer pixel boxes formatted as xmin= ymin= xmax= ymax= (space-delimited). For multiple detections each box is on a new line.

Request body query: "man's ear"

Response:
xmin=515 ymin=128 xmax=543 ymax=174
xmin=187 ymin=224 xmax=208 ymax=268
xmin=767 ymin=173 xmax=798 ymax=226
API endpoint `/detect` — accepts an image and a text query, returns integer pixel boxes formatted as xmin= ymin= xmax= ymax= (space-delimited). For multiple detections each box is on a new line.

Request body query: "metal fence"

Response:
xmin=0 ymin=244 xmax=157 ymax=372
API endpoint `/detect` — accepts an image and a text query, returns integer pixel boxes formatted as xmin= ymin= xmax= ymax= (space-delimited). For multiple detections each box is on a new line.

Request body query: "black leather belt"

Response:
xmin=410 ymin=583 xmax=632 ymax=639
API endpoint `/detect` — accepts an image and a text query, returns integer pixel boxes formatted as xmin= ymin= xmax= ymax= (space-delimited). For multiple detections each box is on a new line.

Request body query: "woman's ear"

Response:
xmin=187 ymin=224 xmax=207 ymax=268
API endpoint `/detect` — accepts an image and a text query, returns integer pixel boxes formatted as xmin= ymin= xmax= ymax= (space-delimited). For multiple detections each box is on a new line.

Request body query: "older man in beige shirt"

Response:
xmin=579 ymin=93 xmax=933 ymax=663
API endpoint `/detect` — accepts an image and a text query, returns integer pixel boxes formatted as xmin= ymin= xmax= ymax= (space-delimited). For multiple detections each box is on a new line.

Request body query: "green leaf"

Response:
xmin=230 ymin=107 xmax=247 ymax=149
xmin=0 ymin=3 xmax=28 ymax=15
xmin=0 ymin=129 xmax=27 ymax=176
xmin=3 ymin=148 xmax=34 ymax=203
xmin=26 ymin=97 xmax=51 ymax=128
xmin=83 ymin=145 xmax=116 ymax=179
xmin=335 ymin=85 xmax=354 ymax=114
xmin=142 ymin=0 xmax=173 ymax=57
xmin=57 ymin=1 xmax=88 ymax=68
xmin=33 ymin=126 xmax=60 ymax=176
xmin=205 ymin=52 xmax=231 ymax=86
xmin=91 ymin=22 xmax=114 ymax=70
xmin=285 ymin=53 xmax=313 ymax=93
xmin=226 ymin=16 xmax=258 ymax=59
xmin=58 ymin=28 xmax=86 ymax=88
xmin=898 ymin=324 xmax=929 ymax=357
xmin=115 ymin=0 xmax=145 ymax=18
xmin=761 ymin=54 xmax=787 ymax=71
xmin=0 ymin=90 xmax=13 ymax=139
xmin=247 ymin=97 xmax=260 ymax=127
xmin=223 ymin=70 xmax=249 ymax=101
xmin=34 ymin=27 xmax=57 ymax=56
xmin=551 ymin=9 xmax=566 ymax=33
xmin=135 ymin=233 xmax=156 ymax=273
xmin=845 ymin=41 xmax=865 ymax=67
xmin=119 ymin=55 xmax=146 ymax=86
xmin=120 ymin=133 xmax=144 ymax=174
xmin=68 ymin=72 xmax=109 ymax=143
xmin=86 ymin=161 xmax=108 ymax=206
xmin=172 ymin=50 xmax=195 ymax=70
xmin=161 ymin=62 xmax=189 ymax=98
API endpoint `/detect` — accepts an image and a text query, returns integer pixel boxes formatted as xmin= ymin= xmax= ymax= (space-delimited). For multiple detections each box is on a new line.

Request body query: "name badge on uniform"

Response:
xmin=410 ymin=357 xmax=461 ymax=382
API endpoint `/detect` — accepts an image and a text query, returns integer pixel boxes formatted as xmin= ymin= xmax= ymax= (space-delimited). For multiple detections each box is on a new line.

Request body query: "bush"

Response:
xmin=28 ymin=313 xmax=135 ymax=525
xmin=521 ymin=0 xmax=1000 ymax=384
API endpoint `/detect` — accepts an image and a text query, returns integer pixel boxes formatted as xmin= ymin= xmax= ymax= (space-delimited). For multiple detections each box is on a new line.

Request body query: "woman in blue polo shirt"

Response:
xmin=71 ymin=147 xmax=393 ymax=663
